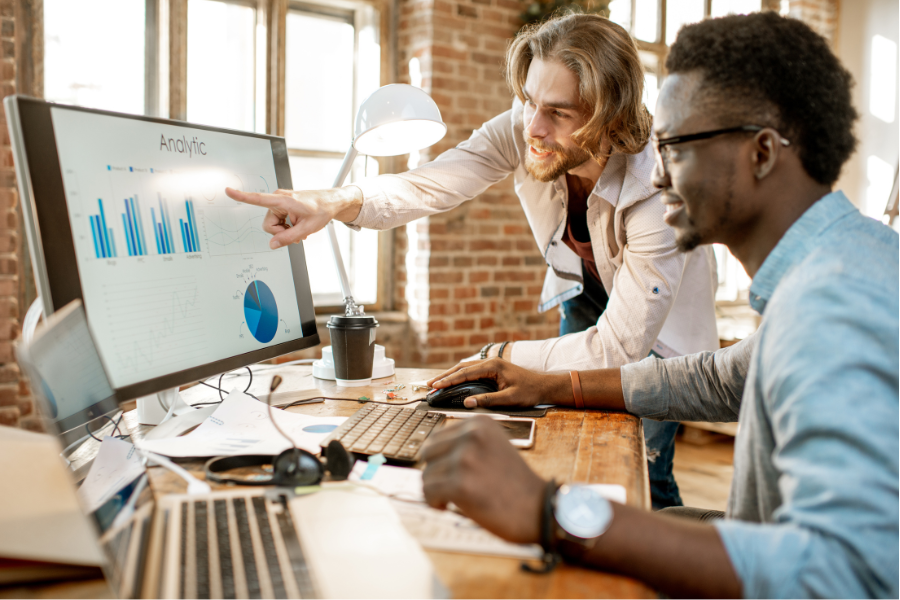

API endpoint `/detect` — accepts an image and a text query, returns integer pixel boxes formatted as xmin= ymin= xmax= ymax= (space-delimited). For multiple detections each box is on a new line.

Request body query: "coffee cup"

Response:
xmin=326 ymin=315 xmax=379 ymax=387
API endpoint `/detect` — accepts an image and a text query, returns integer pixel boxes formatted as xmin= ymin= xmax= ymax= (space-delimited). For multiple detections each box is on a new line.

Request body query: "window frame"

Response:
xmin=618 ymin=0 xmax=775 ymax=305
xmin=142 ymin=0 xmax=396 ymax=311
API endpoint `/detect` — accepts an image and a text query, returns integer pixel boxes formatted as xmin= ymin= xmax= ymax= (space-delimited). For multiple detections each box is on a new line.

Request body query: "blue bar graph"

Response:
xmin=151 ymin=208 xmax=162 ymax=254
xmin=90 ymin=217 xmax=102 ymax=258
xmin=88 ymin=192 xmax=203 ymax=259
xmin=180 ymin=219 xmax=189 ymax=252
xmin=122 ymin=214 xmax=134 ymax=256
xmin=89 ymin=200 xmax=117 ymax=258
xmin=185 ymin=199 xmax=200 ymax=253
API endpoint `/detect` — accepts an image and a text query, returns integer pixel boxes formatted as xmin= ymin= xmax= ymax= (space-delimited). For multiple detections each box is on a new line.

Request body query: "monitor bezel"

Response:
xmin=6 ymin=95 xmax=320 ymax=401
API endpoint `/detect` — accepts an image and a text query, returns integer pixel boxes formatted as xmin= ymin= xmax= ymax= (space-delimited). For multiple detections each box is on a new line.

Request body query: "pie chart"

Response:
xmin=244 ymin=280 xmax=278 ymax=343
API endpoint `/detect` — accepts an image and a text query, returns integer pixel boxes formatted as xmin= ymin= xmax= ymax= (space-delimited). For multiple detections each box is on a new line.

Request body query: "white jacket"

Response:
xmin=351 ymin=100 xmax=719 ymax=372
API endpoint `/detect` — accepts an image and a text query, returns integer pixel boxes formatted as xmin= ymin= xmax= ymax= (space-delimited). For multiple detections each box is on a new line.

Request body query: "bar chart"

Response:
xmin=89 ymin=194 xmax=204 ymax=258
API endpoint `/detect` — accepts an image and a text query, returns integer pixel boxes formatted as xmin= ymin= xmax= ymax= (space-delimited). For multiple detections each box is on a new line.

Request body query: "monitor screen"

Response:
xmin=7 ymin=97 xmax=320 ymax=399
xmin=15 ymin=300 xmax=119 ymax=447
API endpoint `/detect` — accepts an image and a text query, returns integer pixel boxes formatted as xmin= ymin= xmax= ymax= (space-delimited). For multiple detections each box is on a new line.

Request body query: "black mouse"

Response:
xmin=426 ymin=379 xmax=499 ymax=408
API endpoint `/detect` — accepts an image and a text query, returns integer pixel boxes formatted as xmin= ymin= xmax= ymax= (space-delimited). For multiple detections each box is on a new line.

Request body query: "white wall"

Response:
xmin=834 ymin=0 xmax=899 ymax=218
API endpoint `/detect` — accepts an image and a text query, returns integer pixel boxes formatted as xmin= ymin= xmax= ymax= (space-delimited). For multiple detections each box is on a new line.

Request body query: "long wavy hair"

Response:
xmin=506 ymin=13 xmax=652 ymax=158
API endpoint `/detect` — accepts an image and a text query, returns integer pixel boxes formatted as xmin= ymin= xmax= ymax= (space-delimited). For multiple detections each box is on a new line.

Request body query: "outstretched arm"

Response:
xmin=224 ymin=186 xmax=363 ymax=249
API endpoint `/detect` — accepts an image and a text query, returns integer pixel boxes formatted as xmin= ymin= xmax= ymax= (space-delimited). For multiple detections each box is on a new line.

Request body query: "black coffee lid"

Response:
xmin=326 ymin=315 xmax=379 ymax=328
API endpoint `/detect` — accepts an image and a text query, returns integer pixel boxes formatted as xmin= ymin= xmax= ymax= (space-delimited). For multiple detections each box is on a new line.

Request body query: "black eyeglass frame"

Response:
xmin=651 ymin=125 xmax=790 ymax=172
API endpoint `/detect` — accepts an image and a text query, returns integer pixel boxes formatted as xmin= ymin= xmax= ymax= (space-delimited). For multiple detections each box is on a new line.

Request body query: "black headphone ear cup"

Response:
xmin=272 ymin=447 xmax=324 ymax=487
xmin=324 ymin=440 xmax=353 ymax=481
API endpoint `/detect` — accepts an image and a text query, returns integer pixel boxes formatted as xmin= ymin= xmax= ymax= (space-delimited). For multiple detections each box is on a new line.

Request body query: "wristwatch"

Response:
xmin=552 ymin=484 xmax=613 ymax=551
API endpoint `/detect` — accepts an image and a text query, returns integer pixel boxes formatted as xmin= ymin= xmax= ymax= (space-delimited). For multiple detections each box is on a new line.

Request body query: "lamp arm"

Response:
xmin=329 ymin=146 xmax=362 ymax=315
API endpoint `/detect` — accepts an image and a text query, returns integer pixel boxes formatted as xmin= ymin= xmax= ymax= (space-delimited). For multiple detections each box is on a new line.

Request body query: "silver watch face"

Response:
xmin=555 ymin=485 xmax=613 ymax=539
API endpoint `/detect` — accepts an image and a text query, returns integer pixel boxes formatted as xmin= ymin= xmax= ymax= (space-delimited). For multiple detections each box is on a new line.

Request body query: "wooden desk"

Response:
xmin=6 ymin=367 xmax=653 ymax=599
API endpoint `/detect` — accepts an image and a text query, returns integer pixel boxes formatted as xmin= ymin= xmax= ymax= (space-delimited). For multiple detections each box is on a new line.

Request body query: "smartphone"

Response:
xmin=499 ymin=418 xmax=536 ymax=449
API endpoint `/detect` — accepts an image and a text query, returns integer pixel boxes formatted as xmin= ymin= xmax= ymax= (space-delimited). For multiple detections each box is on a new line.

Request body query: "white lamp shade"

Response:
xmin=353 ymin=84 xmax=447 ymax=157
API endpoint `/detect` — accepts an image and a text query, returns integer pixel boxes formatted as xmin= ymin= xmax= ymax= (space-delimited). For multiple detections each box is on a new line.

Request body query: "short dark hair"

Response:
xmin=666 ymin=11 xmax=858 ymax=186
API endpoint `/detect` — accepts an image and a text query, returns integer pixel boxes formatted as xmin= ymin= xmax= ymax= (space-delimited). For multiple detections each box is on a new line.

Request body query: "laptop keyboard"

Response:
xmin=320 ymin=404 xmax=445 ymax=462
xmin=167 ymin=495 xmax=314 ymax=599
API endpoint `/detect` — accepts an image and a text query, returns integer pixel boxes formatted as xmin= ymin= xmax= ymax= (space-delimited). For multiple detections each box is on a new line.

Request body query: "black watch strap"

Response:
xmin=520 ymin=479 xmax=561 ymax=574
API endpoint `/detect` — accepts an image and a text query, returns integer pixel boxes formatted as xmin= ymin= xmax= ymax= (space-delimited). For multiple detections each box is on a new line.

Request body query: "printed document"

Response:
xmin=136 ymin=391 xmax=346 ymax=457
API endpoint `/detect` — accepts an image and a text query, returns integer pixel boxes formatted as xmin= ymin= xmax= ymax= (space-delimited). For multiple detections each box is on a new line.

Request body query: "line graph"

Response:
xmin=103 ymin=276 xmax=209 ymax=380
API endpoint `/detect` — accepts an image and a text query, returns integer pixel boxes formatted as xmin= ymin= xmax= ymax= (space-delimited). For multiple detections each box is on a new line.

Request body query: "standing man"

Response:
xmin=227 ymin=14 xmax=719 ymax=508
xmin=420 ymin=12 xmax=898 ymax=598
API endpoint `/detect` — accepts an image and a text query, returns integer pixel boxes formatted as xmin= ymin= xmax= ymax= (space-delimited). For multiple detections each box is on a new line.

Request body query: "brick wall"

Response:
xmin=0 ymin=0 xmax=39 ymax=430
xmin=395 ymin=0 xmax=560 ymax=367
xmin=785 ymin=0 xmax=839 ymax=44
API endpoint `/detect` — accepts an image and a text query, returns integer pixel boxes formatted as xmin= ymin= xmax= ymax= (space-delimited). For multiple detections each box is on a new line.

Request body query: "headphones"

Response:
xmin=205 ymin=439 xmax=354 ymax=487
xmin=205 ymin=376 xmax=354 ymax=487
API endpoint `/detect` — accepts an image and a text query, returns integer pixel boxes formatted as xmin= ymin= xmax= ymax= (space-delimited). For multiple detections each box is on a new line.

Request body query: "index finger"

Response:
xmin=429 ymin=361 xmax=499 ymax=390
xmin=426 ymin=360 xmax=480 ymax=387
xmin=225 ymin=187 xmax=287 ymax=210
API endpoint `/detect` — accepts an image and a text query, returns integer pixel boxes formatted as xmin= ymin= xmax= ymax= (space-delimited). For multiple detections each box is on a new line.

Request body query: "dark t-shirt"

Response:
xmin=561 ymin=188 xmax=602 ymax=283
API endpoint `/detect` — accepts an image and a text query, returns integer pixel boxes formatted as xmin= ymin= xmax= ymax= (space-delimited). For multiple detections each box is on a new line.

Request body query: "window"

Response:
xmin=284 ymin=2 xmax=382 ymax=307
xmin=608 ymin=0 xmax=763 ymax=302
xmin=44 ymin=0 xmax=147 ymax=114
xmin=44 ymin=0 xmax=387 ymax=309
xmin=186 ymin=0 xmax=260 ymax=132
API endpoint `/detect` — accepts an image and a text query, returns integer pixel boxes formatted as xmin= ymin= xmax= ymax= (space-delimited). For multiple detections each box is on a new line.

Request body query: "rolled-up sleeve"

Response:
xmin=346 ymin=110 xmax=519 ymax=231
xmin=619 ymin=331 xmax=754 ymax=422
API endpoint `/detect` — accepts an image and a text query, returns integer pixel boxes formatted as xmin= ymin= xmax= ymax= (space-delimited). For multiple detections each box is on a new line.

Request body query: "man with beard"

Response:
xmin=418 ymin=11 xmax=898 ymax=599
xmin=227 ymin=14 xmax=719 ymax=509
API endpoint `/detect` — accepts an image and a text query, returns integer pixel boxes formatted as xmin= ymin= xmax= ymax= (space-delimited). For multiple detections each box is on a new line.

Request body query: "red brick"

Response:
xmin=0 ymin=406 xmax=19 ymax=426
xmin=479 ymin=317 xmax=495 ymax=328
xmin=0 ymin=385 xmax=16 ymax=406
xmin=430 ymin=271 xmax=463 ymax=284
xmin=468 ymin=271 xmax=490 ymax=283
xmin=0 ymin=362 xmax=17 ymax=383
xmin=464 ymin=302 xmax=486 ymax=313
xmin=453 ymin=318 xmax=475 ymax=330
xmin=428 ymin=319 xmax=449 ymax=332
xmin=469 ymin=333 xmax=490 ymax=345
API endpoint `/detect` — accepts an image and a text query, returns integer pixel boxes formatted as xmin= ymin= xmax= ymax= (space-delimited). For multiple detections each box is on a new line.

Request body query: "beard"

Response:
xmin=523 ymin=134 xmax=593 ymax=182
xmin=674 ymin=223 xmax=703 ymax=252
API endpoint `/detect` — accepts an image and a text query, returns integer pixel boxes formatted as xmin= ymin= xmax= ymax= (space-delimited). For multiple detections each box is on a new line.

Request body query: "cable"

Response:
xmin=85 ymin=412 xmax=130 ymax=443
xmin=192 ymin=366 xmax=258 ymax=406
xmin=279 ymin=396 xmax=423 ymax=410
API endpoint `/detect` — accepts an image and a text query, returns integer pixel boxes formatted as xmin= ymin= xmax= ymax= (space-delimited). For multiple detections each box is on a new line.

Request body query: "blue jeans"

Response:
xmin=559 ymin=268 xmax=683 ymax=509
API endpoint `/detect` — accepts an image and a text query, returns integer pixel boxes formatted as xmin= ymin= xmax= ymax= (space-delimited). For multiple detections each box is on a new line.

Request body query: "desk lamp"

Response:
xmin=313 ymin=84 xmax=446 ymax=382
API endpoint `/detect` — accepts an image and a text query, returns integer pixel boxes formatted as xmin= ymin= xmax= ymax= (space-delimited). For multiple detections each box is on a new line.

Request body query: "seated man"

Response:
xmin=419 ymin=12 xmax=899 ymax=598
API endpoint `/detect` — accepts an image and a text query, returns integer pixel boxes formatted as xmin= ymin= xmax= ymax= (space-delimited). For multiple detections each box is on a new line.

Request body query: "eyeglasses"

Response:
xmin=651 ymin=125 xmax=791 ymax=175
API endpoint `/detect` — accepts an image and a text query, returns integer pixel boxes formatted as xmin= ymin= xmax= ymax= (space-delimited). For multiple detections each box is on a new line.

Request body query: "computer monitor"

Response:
xmin=6 ymin=96 xmax=320 ymax=402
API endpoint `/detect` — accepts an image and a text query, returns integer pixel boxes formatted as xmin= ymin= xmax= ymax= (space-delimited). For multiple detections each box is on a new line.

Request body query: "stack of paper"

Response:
xmin=136 ymin=392 xmax=346 ymax=458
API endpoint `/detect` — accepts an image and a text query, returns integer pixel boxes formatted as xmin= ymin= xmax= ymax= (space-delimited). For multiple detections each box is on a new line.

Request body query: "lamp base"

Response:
xmin=312 ymin=344 xmax=395 ymax=381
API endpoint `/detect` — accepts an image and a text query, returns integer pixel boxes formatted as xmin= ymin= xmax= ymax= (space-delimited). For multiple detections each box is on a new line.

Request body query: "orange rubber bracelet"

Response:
xmin=570 ymin=371 xmax=584 ymax=410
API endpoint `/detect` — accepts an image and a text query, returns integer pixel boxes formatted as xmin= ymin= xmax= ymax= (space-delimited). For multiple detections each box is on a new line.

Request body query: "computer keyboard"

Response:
xmin=320 ymin=404 xmax=446 ymax=462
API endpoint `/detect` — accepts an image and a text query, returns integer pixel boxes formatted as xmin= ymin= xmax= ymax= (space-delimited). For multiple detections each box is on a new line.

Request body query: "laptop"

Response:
xmin=15 ymin=300 xmax=438 ymax=598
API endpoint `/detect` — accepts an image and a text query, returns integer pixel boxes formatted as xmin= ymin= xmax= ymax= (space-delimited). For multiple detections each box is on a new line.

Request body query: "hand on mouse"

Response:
xmin=426 ymin=358 xmax=570 ymax=408
xmin=421 ymin=416 xmax=545 ymax=544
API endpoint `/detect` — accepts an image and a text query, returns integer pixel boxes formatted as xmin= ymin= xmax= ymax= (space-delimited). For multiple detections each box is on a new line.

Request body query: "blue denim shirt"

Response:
xmin=621 ymin=191 xmax=899 ymax=598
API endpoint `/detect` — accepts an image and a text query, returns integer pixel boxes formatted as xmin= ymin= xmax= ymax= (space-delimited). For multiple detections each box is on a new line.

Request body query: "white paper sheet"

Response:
xmin=348 ymin=461 xmax=425 ymax=502
xmin=136 ymin=391 xmax=346 ymax=458
xmin=77 ymin=436 xmax=145 ymax=513
xmin=391 ymin=499 xmax=544 ymax=560
xmin=386 ymin=475 xmax=628 ymax=560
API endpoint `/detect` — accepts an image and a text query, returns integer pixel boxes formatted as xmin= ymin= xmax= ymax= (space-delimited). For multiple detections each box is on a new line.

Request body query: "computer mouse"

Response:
xmin=426 ymin=379 xmax=499 ymax=409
